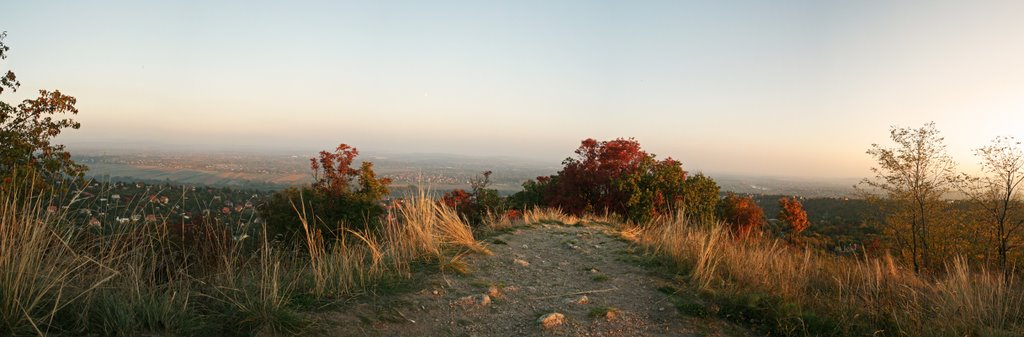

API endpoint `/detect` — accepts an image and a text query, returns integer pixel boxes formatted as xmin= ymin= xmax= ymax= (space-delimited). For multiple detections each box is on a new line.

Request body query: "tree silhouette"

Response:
xmin=858 ymin=122 xmax=957 ymax=273
xmin=961 ymin=136 xmax=1024 ymax=273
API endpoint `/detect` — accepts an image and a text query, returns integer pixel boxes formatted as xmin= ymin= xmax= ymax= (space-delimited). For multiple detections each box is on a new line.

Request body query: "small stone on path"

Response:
xmin=487 ymin=285 xmax=502 ymax=298
xmin=457 ymin=294 xmax=491 ymax=307
xmin=513 ymin=258 xmax=530 ymax=266
xmin=538 ymin=312 xmax=565 ymax=329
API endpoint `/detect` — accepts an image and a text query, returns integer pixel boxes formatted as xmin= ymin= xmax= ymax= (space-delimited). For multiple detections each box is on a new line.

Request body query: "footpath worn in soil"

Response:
xmin=326 ymin=223 xmax=749 ymax=336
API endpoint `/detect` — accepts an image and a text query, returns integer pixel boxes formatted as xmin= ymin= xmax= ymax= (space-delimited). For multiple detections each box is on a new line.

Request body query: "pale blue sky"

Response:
xmin=3 ymin=1 xmax=1024 ymax=177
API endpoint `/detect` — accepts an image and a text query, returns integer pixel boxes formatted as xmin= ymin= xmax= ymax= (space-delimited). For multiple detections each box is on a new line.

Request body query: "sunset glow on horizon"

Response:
xmin=4 ymin=0 xmax=1024 ymax=178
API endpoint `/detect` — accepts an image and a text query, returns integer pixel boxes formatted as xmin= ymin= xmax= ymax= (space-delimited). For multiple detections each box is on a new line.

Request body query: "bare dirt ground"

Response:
xmin=325 ymin=222 xmax=750 ymax=336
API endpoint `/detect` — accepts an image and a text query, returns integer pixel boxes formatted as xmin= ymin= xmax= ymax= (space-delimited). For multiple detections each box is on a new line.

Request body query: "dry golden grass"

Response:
xmin=296 ymin=187 xmax=488 ymax=298
xmin=627 ymin=211 xmax=1024 ymax=336
xmin=0 ymin=179 xmax=488 ymax=336
xmin=522 ymin=207 xmax=580 ymax=226
xmin=0 ymin=183 xmax=119 ymax=336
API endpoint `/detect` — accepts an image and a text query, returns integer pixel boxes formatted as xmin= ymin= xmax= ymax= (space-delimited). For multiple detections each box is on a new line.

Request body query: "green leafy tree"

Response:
xmin=356 ymin=161 xmax=391 ymax=201
xmin=681 ymin=173 xmax=720 ymax=223
xmin=508 ymin=176 xmax=552 ymax=210
xmin=615 ymin=156 xmax=687 ymax=223
xmin=0 ymin=32 xmax=85 ymax=186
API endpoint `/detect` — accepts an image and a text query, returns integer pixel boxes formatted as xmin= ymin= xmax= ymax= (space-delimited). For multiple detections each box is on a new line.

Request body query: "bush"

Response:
xmin=261 ymin=186 xmax=386 ymax=241
xmin=681 ymin=173 xmax=720 ymax=222
xmin=525 ymin=137 xmax=715 ymax=224
xmin=259 ymin=144 xmax=390 ymax=242
xmin=442 ymin=171 xmax=504 ymax=226
xmin=718 ymin=193 xmax=766 ymax=239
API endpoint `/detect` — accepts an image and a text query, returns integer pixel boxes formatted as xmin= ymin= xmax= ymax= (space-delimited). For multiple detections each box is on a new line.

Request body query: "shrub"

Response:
xmin=261 ymin=186 xmax=386 ymax=242
xmin=536 ymin=138 xmax=708 ymax=224
xmin=260 ymin=144 xmax=390 ymax=242
xmin=508 ymin=176 xmax=552 ymax=209
xmin=442 ymin=171 xmax=504 ymax=226
xmin=718 ymin=193 xmax=765 ymax=239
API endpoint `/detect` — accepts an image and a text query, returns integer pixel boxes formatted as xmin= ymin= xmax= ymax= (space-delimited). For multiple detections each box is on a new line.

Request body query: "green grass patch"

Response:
xmin=674 ymin=298 xmax=711 ymax=318
xmin=587 ymin=306 xmax=619 ymax=319
xmin=714 ymin=291 xmax=843 ymax=336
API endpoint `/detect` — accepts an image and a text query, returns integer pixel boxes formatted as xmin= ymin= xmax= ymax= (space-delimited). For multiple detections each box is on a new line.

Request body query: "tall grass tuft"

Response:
xmin=296 ymin=186 xmax=488 ymax=298
xmin=209 ymin=226 xmax=304 ymax=336
xmin=522 ymin=207 xmax=579 ymax=226
xmin=0 ymin=182 xmax=118 ymax=336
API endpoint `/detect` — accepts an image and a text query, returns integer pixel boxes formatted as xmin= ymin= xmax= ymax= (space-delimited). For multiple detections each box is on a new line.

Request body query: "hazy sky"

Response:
xmin=3 ymin=1 xmax=1024 ymax=178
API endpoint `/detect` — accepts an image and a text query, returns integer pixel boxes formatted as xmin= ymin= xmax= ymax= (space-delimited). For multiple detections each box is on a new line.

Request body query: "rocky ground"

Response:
xmin=324 ymin=222 xmax=751 ymax=336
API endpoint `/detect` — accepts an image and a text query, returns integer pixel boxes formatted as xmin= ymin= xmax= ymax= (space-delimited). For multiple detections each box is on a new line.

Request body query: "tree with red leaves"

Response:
xmin=310 ymin=144 xmax=360 ymax=196
xmin=537 ymin=137 xmax=695 ymax=223
xmin=442 ymin=171 xmax=503 ymax=226
xmin=548 ymin=138 xmax=651 ymax=215
xmin=718 ymin=193 xmax=766 ymax=239
xmin=442 ymin=189 xmax=473 ymax=212
xmin=778 ymin=197 xmax=810 ymax=234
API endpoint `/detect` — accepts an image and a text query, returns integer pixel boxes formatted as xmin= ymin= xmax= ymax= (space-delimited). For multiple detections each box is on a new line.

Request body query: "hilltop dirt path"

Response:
xmin=325 ymin=223 xmax=749 ymax=336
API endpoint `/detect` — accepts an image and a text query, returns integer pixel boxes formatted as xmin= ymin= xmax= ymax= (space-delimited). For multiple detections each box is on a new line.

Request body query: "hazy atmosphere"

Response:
xmin=7 ymin=2 xmax=1024 ymax=336
xmin=4 ymin=0 xmax=1024 ymax=178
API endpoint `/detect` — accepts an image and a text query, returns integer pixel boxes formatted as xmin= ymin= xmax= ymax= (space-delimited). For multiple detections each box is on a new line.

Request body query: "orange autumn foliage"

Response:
xmin=778 ymin=197 xmax=810 ymax=234
xmin=718 ymin=193 xmax=765 ymax=239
